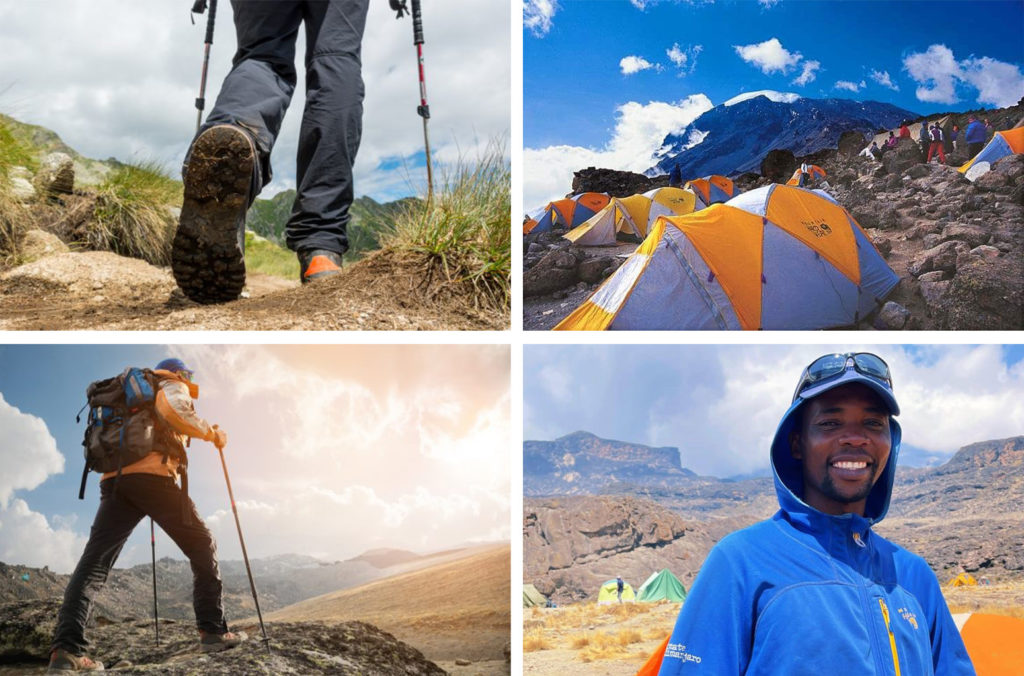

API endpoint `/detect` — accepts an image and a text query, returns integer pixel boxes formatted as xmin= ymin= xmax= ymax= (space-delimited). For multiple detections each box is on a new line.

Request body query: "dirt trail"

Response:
xmin=0 ymin=250 xmax=508 ymax=331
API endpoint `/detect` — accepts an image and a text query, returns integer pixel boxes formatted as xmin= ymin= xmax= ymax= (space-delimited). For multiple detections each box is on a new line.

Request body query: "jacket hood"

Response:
xmin=770 ymin=398 xmax=901 ymax=525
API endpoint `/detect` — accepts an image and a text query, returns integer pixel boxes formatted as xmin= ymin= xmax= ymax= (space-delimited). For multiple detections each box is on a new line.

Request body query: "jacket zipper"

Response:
xmin=878 ymin=598 xmax=901 ymax=676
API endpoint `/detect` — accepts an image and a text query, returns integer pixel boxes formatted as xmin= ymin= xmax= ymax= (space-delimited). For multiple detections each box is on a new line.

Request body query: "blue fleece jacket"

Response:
xmin=965 ymin=120 xmax=986 ymax=144
xmin=658 ymin=400 xmax=975 ymax=675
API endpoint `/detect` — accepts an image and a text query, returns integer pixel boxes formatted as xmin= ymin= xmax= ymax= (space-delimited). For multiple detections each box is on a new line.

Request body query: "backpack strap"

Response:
xmin=78 ymin=462 xmax=90 ymax=500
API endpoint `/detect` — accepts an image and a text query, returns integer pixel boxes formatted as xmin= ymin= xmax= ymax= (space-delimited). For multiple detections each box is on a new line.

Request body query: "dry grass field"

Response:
xmin=523 ymin=582 xmax=1024 ymax=675
xmin=264 ymin=543 xmax=510 ymax=675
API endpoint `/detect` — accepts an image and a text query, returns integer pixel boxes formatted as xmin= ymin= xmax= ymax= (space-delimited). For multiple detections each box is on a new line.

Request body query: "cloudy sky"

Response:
xmin=0 ymin=0 xmax=510 ymax=202
xmin=525 ymin=344 xmax=1024 ymax=478
xmin=523 ymin=0 xmax=1024 ymax=208
xmin=0 ymin=345 xmax=510 ymax=574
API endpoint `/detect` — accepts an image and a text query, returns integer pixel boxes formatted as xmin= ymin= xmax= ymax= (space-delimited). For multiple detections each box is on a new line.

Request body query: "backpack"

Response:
xmin=77 ymin=367 xmax=181 ymax=499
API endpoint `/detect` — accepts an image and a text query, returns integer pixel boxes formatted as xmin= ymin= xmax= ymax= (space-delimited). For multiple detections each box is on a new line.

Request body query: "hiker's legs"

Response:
xmin=284 ymin=0 xmax=370 ymax=257
xmin=926 ymin=143 xmax=935 ymax=163
xmin=938 ymin=144 xmax=947 ymax=163
xmin=201 ymin=0 xmax=304 ymax=191
xmin=138 ymin=477 xmax=228 ymax=634
xmin=53 ymin=480 xmax=145 ymax=654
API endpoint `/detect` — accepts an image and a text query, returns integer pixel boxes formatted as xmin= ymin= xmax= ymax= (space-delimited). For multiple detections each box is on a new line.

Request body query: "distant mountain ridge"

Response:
xmin=524 ymin=431 xmax=694 ymax=496
xmin=651 ymin=94 xmax=918 ymax=178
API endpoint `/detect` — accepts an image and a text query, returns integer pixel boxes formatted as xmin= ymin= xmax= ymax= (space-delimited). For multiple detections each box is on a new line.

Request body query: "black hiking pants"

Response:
xmin=202 ymin=0 xmax=370 ymax=256
xmin=52 ymin=474 xmax=227 ymax=654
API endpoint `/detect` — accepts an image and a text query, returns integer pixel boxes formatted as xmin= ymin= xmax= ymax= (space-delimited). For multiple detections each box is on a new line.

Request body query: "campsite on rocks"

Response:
xmin=524 ymin=94 xmax=1024 ymax=331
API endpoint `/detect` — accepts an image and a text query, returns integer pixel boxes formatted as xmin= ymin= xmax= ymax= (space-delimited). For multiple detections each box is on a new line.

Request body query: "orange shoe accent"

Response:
xmin=303 ymin=255 xmax=341 ymax=279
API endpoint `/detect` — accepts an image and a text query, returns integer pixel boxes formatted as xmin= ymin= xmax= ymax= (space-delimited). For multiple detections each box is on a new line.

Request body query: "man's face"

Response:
xmin=791 ymin=383 xmax=892 ymax=516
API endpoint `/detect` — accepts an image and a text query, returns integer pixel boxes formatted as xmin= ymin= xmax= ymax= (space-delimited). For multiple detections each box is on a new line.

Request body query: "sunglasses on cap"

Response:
xmin=792 ymin=352 xmax=892 ymax=403
xmin=178 ymin=369 xmax=195 ymax=382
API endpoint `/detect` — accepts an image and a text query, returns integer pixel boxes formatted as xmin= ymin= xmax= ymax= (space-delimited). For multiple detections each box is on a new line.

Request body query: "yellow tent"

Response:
xmin=947 ymin=572 xmax=978 ymax=587
xmin=564 ymin=187 xmax=697 ymax=246
xmin=596 ymin=579 xmax=635 ymax=604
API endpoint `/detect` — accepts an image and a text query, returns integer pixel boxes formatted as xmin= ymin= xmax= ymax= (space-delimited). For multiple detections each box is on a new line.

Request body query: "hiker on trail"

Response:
xmin=918 ymin=121 xmax=930 ymax=152
xmin=927 ymin=123 xmax=947 ymax=164
xmin=49 ymin=359 xmax=245 ymax=672
xmin=869 ymin=141 xmax=882 ymax=161
xmin=949 ymin=124 xmax=960 ymax=153
xmin=965 ymin=115 xmax=987 ymax=158
xmin=616 ymin=576 xmax=625 ymax=603
xmin=173 ymin=0 xmax=371 ymax=304
xmin=885 ymin=131 xmax=898 ymax=149
xmin=898 ymin=121 xmax=911 ymax=139
xmin=657 ymin=353 xmax=975 ymax=675
xmin=984 ymin=118 xmax=994 ymax=140
xmin=668 ymin=164 xmax=683 ymax=188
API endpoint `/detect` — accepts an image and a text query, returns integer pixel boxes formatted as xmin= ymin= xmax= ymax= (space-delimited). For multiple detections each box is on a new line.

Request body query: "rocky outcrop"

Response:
xmin=523 ymin=496 xmax=718 ymax=603
xmin=759 ymin=148 xmax=796 ymax=183
xmin=0 ymin=598 xmax=445 ymax=674
xmin=571 ymin=167 xmax=662 ymax=197
xmin=32 ymin=152 xmax=75 ymax=198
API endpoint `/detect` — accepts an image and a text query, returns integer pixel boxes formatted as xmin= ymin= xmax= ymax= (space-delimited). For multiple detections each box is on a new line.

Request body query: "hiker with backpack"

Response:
xmin=173 ymin=0 xmax=370 ymax=304
xmin=49 ymin=359 xmax=245 ymax=672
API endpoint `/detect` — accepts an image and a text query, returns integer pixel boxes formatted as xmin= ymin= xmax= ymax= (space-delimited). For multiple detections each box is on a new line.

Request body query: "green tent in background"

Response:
xmin=636 ymin=569 xmax=687 ymax=602
xmin=523 ymin=583 xmax=547 ymax=608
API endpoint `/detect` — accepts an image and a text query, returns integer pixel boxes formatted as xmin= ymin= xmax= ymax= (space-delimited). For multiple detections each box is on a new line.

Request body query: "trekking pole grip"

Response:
xmin=205 ymin=0 xmax=217 ymax=45
xmin=411 ymin=0 xmax=424 ymax=45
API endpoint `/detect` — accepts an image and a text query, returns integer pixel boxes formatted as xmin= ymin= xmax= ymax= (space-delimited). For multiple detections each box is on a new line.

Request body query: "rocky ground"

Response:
xmin=0 ymin=248 xmax=507 ymax=331
xmin=0 ymin=598 xmax=446 ymax=675
xmin=524 ymin=126 xmax=1023 ymax=331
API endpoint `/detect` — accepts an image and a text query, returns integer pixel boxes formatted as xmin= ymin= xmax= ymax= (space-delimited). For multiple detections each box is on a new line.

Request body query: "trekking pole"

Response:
xmin=216 ymin=439 xmax=271 ymax=653
xmin=410 ymin=0 xmax=434 ymax=202
xmin=191 ymin=0 xmax=218 ymax=134
xmin=150 ymin=519 xmax=159 ymax=645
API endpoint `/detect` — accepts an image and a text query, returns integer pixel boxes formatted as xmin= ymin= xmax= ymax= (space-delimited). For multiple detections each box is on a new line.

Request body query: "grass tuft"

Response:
xmin=0 ymin=117 xmax=38 ymax=180
xmin=88 ymin=161 xmax=181 ymax=265
xmin=523 ymin=629 xmax=552 ymax=652
xmin=382 ymin=139 xmax=510 ymax=310
xmin=244 ymin=230 xmax=299 ymax=280
xmin=0 ymin=185 xmax=32 ymax=266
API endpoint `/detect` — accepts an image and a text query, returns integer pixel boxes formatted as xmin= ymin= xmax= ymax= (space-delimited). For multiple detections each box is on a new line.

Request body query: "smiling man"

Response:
xmin=657 ymin=353 xmax=975 ymax=675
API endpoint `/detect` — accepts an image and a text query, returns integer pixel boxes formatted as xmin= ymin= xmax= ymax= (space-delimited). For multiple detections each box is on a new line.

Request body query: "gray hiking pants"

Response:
xmin=52 ymin=474 xmax=227 ymax=654
xmin=202 ymin=0 xmax=370 ymax=256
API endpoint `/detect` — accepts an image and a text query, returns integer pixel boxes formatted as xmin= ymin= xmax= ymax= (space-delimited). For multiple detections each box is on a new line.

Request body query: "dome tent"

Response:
xmin=564 ymin=187 xmax=698 ymax=246
xmin=555 ymin=184 xmax=898 ymax=330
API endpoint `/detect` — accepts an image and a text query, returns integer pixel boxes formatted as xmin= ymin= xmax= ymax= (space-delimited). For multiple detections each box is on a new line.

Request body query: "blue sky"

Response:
xmin=524 ymin=344 xmax=1024 ymax=478
xmin=523 ymin=0 xmax=1024 ymax=207
xmin=0 ymin=345 xmax=509 ymax=573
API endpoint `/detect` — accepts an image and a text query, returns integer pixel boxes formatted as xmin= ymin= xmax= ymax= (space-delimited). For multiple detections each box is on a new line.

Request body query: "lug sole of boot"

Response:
xmin=172 ymin=126 xmax=253 ymax=304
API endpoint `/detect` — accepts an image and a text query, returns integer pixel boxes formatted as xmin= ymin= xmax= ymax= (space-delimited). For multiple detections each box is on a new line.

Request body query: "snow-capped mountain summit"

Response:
xmin=651 ymin=94 xmax=918 ymax=178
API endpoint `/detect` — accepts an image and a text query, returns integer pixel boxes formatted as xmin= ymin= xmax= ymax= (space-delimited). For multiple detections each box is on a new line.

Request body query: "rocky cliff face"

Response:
xmin=652 ymin=95 xmax=917 ymax=178
xmin=525 ymin=431 xmax=694 ymax=496
xmin=523 ymin=495 xmax=736 ymax=604
xmin=0 ymin=598 xmax=445 ymax=674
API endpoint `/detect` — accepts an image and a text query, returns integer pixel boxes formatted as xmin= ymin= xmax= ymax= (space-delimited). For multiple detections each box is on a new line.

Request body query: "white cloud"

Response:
xmin=523 ymin=95 xmax=714 ymax=208
xmin=723 ymin=90 xmax=801 ymax=106
xmin=0 ymin=0 xmax=509 ymax=202
xmin=667 ymin=43 xmax=702 ymax=76
xmin=903 ymin=44 xmax=962 ymax=104
xmin=903 ymin=44 xmax=1024 ymax=108
xmin=734 ymin=38 xmax=802 ymax=75
xmin=524 ymin=0 xmax=559 ymax=37
xmin=870 ymin=69 xmax=900 ymax=92
xmin=0 ymin=499 xmax=88 ymax=574
xmin=0 ymin=393 xmax=64 ymax=507
xmin=759 ymin=0 xmax=782 ymax=7
xmin=835 ymin=80 xmax=867 ymax=93
xmin=792 ymin=60 xmax=820 ymax=86
xmin=620 ymin=55 xmax=660 ymax=76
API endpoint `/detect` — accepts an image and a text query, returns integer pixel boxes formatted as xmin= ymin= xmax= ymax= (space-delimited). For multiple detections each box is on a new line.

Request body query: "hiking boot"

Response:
xmin=172 ymin=124 xmax=256 ymax=304
xmin=199 ymin=630 xmax=248 ymax=654
xmin=47 ymin=648 xmax=104 ymax=671
xmin=298 ymin=249 xmax=343 ymax=284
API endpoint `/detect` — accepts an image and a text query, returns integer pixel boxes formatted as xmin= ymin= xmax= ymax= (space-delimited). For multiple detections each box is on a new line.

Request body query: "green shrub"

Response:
xmin=89 ymin=161 xmax=181 ymax=265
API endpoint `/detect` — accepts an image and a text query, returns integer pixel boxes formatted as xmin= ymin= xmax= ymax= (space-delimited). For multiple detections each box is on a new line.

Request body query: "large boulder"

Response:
xmin=19 ymin=229 xmax=70 ymax=262
xmin=881 ymin=137 xmax=924 ymax=175
xmin=935 ymin=254 xmax=1024 ymax=329
xmin=838 ymin=130 xmax=867 ymax=157
xmin=523 ymin=248 xmax=585 ymax=297
xmin=571 ymin=167 xmax=658 ymax=197
xmin=760 ymin=149 xmax=796 ymax=183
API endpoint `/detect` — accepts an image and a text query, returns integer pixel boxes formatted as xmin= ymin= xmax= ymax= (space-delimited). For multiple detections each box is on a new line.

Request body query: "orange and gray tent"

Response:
xmin=554 ymin=184 xmax=898 ymax=330
xmin=684 ymin=175 xmax=734 ymax=208
xmin=786 ymin=164 xmax=827 ymax=186
xmin=953 ymin=613 xmax=1024 ymax=675
xmin=564 ymin=187 xmax=698 ymax=246
xmin=959 ymin=127 xmax=1024 ymax=182
xmin=523 ymin=193 xmax=611 ymax=235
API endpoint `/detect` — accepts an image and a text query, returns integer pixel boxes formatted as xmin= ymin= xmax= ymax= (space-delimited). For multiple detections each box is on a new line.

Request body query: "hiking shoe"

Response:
xmin=199 ymin=630 xmax=248 ymax=654
xmin=172 ymin=124 xmax=256 ymax=304
xmin=47 ymin=648 xmax=104 ymax=671
xmin=298 ymin=249 xmax=343 ymax=284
